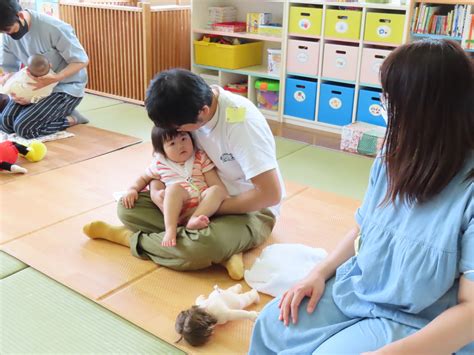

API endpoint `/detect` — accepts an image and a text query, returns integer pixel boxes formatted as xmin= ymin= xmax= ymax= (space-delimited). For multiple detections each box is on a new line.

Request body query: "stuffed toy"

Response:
xmin=175 ymin=284 xmax=260 ymax=346
xmin=0 ymin=140 xmax=47 ymax=174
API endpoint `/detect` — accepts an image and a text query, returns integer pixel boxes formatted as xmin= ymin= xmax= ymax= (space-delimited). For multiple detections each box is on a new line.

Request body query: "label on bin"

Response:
xmin=299 ymin=19 xmax=311 ymax=30
xmin=329 ymin=97 xmax=342 ymax=110
xmin=369 ymin=104 xmax=382 ymax=116
xmin=335 ymin=21 xmax=349 ymax=33
xmin=294 ymin=91 xmax=306 ymax=102
xmin=377 ymin=25 xmax=391 ymax=38
xmin=226 ymin=107 xmax=246 ymax=123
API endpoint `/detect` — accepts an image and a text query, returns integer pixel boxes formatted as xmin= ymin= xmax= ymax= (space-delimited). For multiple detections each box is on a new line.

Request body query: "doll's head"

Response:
xmin=175 ymin=306 xmax=217 ymax=346
xmin=151 ymin=126 xmax=195 ymax=164
xmin=27 ymin=54 xmax=50 ymax=77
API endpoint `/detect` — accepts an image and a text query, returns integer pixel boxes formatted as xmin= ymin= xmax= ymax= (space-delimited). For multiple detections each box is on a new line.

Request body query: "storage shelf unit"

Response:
xmin=192 ymin=1 xmax=470 ymax=135
xmin=408 ymin=0 xmax=473 ymax=53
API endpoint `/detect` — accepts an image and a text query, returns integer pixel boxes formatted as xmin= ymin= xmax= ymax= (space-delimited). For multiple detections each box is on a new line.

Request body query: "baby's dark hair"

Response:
xmin=175 ymin=306 xmax=217 ymax=347
xmin=27 ymin=54 xmax=50 ymax=77
xmin=150 ymin=126 xmax=194 ymax=157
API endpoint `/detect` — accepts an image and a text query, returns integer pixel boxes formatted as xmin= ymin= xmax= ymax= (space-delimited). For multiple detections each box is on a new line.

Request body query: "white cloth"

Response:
xmin=0 ymin=68 xmax=57 ymax=103
xmin=0 ymin=129 xmax=74 ymax=145
xmin=244 ymin=244 xmax=328 ymax=297
xmin=192 ymin=86 xmax=286 ymax=216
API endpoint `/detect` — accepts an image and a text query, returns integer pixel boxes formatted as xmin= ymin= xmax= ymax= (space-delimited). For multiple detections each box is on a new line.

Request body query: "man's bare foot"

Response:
xmin=186 ymin=215 xmax=210 ymax=230
xmin=162 ymin=230 xmax=177 ymax=247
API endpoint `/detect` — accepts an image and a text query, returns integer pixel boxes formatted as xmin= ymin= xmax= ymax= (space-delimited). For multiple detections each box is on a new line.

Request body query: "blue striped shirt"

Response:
xmin=1 ymin=11 xmax=88 ymax=97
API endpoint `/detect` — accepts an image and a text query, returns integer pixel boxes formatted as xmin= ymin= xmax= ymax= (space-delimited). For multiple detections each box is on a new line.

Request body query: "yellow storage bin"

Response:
xmin=194 ymin=40 xmax=263 ymax=69
xmin=364 ymin=12 xmax=405 ymax=44
xmin=324 ymin=9 xmax=362 ymax=40
xmin=289 ymin=6 xmax=322 ymax=37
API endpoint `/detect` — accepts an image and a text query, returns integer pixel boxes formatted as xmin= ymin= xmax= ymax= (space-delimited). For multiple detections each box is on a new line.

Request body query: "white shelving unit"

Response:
xmin=190 ymin=0 xmax=410 ymax=135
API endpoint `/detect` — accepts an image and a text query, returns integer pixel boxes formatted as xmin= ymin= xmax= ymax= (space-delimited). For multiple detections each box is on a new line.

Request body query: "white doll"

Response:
xmin=175 ymin=284 xmax=260 ymax=346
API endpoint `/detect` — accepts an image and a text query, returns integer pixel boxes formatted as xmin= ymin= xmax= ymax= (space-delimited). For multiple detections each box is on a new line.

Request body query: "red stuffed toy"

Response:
xmin=0 ymin=140 xmax=47 ymax=174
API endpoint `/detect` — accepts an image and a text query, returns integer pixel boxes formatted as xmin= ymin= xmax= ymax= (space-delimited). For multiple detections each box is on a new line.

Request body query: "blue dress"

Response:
xmin=250 ymin=154 xmax=473 ymax=354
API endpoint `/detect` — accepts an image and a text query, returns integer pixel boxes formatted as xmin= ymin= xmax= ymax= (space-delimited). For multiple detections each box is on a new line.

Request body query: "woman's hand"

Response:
xmin=278 ymin=272 xmax=326 ymax=326
xmin=27 ymin=71 xmax=59 ymax=90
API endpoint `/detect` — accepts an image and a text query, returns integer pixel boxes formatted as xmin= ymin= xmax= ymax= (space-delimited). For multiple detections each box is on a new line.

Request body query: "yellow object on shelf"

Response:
xmin=258 ymin=24 xmax=283 ymax=37
xmin=324 ymin=9 xmax=362 ymax=40
xmin=364 ymin=13 xmax=405 ymax=45
xmin=194 ymin=40 xmax=263 ymax=69
xmin=289 ymin=6 xmax=322 ymax=37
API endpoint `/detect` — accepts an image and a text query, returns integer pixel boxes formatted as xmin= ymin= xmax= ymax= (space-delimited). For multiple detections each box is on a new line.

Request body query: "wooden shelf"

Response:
xmin=194 ymin=64 xmax=281 ymax=80
xmin=193 ymin=29 xmax=282 ymax=42
xmin=411 ymin=32 xmax=463 ymax=40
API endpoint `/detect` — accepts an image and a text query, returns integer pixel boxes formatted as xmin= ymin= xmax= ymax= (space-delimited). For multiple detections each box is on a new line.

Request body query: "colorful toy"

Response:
xmin=175 ymin=284 xmax=260 ymax=346
xmin=255 ymin=79 xmax=280 ymax=111
xmin=0 ymin=140 xmax=47 ymax=174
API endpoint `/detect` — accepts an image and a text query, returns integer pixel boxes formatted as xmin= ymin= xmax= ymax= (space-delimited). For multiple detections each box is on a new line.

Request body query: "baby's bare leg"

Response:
xmin=186 ymin=185 xmax=227 ymax=230
xmin=162 ymin=184 xmax=189 ymax=247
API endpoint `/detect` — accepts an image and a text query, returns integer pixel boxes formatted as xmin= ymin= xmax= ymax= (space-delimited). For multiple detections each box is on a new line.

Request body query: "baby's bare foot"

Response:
xmin=186 ymin=215 xmax=210 ymax=230
xmin=162 ymin=230 xmax=176 ymax=247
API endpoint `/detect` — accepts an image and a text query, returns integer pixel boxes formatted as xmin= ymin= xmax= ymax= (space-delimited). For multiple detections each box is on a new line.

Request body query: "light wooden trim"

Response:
xmin=141 ymin=2 xmax=153 ymax=94
xmin=60 ymin=2 xmax=190 ymax=102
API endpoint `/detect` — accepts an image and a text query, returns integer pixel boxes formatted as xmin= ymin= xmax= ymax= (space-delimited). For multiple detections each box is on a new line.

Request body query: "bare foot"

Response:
xmin=162 ymin=230 xmax=176 ymax=247
xmin=186 ymin=215 xmax=210 ymax=230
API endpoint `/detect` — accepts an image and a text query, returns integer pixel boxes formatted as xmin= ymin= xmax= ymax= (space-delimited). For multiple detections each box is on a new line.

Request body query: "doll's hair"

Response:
xmin=175 ymin=306 xmax=218 ymax=347
xmin=150 ymin=125 xmax=194 ymax=157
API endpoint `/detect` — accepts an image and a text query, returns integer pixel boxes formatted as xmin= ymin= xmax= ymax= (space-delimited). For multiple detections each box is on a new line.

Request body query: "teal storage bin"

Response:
xmin=356 ymin=88 xmax=386 ymax=127
xmin=318 ymin=83 xmax=355 ymax=126
xmin=284 ymin=77 xmax=317 ymax=120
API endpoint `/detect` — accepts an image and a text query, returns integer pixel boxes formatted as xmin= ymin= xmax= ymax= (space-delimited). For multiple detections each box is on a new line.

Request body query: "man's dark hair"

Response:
xmin=150 ymin=125 xmax=194 ymax=157
xmin=0 ymin=0 xmax=22 ymax=31
xmin=145 ymin=68 xmax=213 ymax=129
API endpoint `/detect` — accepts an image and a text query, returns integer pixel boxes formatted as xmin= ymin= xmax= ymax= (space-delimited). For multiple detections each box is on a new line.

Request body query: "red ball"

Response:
xmin=0 ymin=141 xmax=20 ymax=169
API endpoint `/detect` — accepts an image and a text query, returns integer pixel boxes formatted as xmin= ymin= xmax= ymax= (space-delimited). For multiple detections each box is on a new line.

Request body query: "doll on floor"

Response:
xmin=175 ymin=284 xmax=260 ymax=346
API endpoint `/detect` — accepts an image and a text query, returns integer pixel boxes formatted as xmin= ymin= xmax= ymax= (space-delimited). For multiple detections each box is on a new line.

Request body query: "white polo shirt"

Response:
xmin=192 ymin=86 xmax=285 ymax=216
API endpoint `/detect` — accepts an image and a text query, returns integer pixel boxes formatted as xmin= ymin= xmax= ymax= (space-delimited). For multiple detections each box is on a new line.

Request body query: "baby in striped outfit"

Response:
xmin=122 ymin=126 xmax=228 ymax=247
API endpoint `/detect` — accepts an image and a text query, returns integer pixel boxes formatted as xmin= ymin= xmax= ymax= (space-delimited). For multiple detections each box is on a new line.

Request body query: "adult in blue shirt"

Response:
xmin=250 ymin=39 xmax=474 ymax=354
xmin=0 ymin=0 xmax=88 ymax=139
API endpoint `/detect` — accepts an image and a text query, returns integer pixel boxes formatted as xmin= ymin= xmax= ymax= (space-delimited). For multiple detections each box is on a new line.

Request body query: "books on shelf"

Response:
xmin=467 ymin=15 xmax=474 ymax=49
xmin=411 ymin=3 xmax=469 ymax=38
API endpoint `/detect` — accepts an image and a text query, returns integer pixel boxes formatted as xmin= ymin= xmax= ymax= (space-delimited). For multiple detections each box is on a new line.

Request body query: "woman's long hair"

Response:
xmin=380 ymin=39 xmax=473 ymax=204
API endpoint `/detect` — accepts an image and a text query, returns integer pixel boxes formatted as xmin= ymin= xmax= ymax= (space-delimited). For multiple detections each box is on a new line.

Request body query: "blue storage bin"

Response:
xmin=318 ymin=83 xmax=355 ymax=126
xmin=284 ymin=77 xmax=317 ymax=120
xmin=356 ymin=88 xmax=386 ymax=127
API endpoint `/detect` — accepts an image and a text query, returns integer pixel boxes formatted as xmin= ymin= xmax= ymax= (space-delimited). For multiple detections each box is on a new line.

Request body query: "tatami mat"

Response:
xmin=0 ymin=251 xmax=27 ymax=279
xmin=0 ymin=143 xmax=151 ymax=245
xmin=0 ymin=268 xmax=183 ymax=354
xmin=84 ymin=104 xmax=154 ymax=141
xmin=278 ymin=145 xmax=373 ymax=200
xmin=100 ymin=266 xmax=271 ymax=354
xmin=275 ymin=136 xmax=308 ymax=159
xmin=0 ymin=125 xmax=141 ymax=185
xmin=77 ymin=93 xmax=124 ymax=112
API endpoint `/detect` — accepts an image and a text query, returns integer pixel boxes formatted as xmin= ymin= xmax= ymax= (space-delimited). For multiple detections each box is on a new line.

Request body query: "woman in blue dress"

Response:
xmin=250 ymin=39 xmax=473 ymax=354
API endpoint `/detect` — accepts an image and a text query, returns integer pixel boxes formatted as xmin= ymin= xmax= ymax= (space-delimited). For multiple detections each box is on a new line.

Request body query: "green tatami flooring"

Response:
xmin=1 ymin=94 xmax=373 ymax=354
